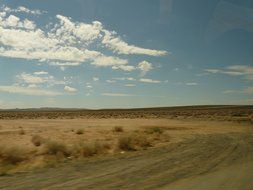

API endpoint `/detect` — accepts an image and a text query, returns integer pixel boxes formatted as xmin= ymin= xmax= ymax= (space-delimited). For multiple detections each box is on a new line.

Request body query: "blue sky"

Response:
xmin=0 ymin=0 xmax=253 ymax=108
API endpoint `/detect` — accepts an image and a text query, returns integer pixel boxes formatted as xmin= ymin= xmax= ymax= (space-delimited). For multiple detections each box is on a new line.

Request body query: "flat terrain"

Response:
xmin=0 ymin=106 xmax=253 ymax=190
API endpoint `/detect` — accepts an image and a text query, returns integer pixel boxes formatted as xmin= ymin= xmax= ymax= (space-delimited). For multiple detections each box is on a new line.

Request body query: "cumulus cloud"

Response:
xmin=139 ymin=78 xmax=161 ymax=83
xmin=138 ymin=61 xmax=153 ymax=76
xmin=64 ymin=85 xmax=77 ymax=93
xmin=0 ymin=6 xmax=167 ymax=71
xmin=0 ymin=85 xmax=61 ymax=96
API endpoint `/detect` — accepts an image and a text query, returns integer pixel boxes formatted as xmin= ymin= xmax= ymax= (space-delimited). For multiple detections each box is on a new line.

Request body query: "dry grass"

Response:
xmin=0 ymin=146 xmax=27 ymax=165
xmin=113 ymin=126 xmax=124 ymax=132
xmin=31 ymin=135 xmax=45 ymax=147
xmin=76 ymin=129 xmax=84 ymax=135
xmin=18 ymin=128 xmax=25 ymax=135
xmin=118 ymin=133 xmax=151 ymax=151
xmin=73 ymin=141 xmax=111 ymax=157
xmin=44 ymin=140 xmax=70 ymax=157
xmin=145 ymin=127 xmax=164 ymax=134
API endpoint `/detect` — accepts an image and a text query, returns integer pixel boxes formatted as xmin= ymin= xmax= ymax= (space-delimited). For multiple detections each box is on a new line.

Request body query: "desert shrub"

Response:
xmin=18 ymin=128 xmax=25 ymax=135
xmin=118 ymin=134 xmax=151 ymax=151
xmin=113 ymin=126 xmax=124 ymax=132
xmin=31 ymin=135 xmax=44 ymax=147
xmin=44 ymin=141 xmax=70 ymax=157
xmin=145 ymin=127 xmax=164 ymax=134
xmin=74 ymin=141 xmax=111 ymax=157
xmin=76 ymin=129 xmax=84 ymax=135
xmin=0 ymin=147 xmax=27 ymax=165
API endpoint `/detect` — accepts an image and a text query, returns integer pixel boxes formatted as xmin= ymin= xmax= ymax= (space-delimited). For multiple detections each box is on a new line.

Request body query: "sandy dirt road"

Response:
xmin=0 ymin=128 xmax=253 ymax=190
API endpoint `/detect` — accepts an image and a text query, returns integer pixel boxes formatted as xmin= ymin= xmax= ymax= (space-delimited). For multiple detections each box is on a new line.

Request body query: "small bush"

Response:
xmin=113 ymin=126 xmax=124 ymax=132
xmin=118 ymin=134 xmax=151 ymax=151
xmin=18 ymin=128 xmax=25 ymax=135
xmin=74 ymin=141 xmax=111 ymax=157
xmin=0 ymin=147 xmax=27 ymax=165
xmin=44 ymin=141 xmax=70 ymax=157
xmin=31 ymin=135 xmax=44 ymax=147
xmin=76 ymin=129 xmax=84 ymax=135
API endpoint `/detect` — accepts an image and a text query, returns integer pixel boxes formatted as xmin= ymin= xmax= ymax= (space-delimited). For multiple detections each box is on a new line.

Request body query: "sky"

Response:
xmin=0 ymin=0 xmax=253 ymax=109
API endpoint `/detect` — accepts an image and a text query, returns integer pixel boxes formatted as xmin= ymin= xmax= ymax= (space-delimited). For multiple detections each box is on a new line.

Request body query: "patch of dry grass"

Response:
xmin=118 ymin=133 xmax=151 ymax=151
xmin=113 ymin=126 xmax=124 ymax=132
xmin=0 ymin=146 xmax=27 ymax=165
xmin=18 ymin=128 xmax=25 ymax=135
xmin=76 ymin=129 xmax=84 ymax=135
xmin=73 ymin=141 xmax=111 ymax=157
xmin=31 ymin=135 xmax=45 ymax=147
xmin=44 ymin=140 xmax=71 ymax=157
xmin=145 ymin=127 xmax=164 ymax=134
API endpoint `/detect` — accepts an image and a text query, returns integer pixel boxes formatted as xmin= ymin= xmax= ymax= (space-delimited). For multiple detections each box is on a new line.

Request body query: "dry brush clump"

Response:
xmin=118 ymin=133 xmax=151 ymax=151
xmin=76 ymin=129 xmax=84 ymax=135
xmin=18 ymin=127 xmax=25 ymax=135
xmin=113 ymin=126 xmax=124 ymax=133
xmin=145 ymin=127 xmax=164 ymax=134
xmin=44 ymin=140 xmax=71 ymax=157
xmin=31 ymin=135 xmax=45 ymax=147
xmin=0 ymin=146 xmax=27 ymax=165
xmin=72 ymin=141 xmax=111 ymax=157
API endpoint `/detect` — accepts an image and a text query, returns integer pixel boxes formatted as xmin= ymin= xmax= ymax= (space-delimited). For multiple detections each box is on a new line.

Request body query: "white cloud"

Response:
xmin=93 ymin=77 xmax=99 ymax=81
xmin=5 ymin=15 xmax=19 ymax=27
xmin=101 ymin=93 xmax=133 ymax=97
xmin=18 ymin=73 xmax=45 ymax=84
xmin=112 ymin=65 xmax=135 ymax=72
xmin=48 ymin=61 xmax=82 ymax=70
xmin=91 ymin=56 xmax=128 ymax=67
xmin=113 ymin=77 xmax=136 ymax=81
xmin=33 ymin=71 xmax=48 ymax=75
xmin=0 ymin=85 xmax=61 ymax=96
xmin=16 ymin=6 xmax=45 ymax=15
xmin=102 ymin=30 xmax=167 ymax=56
xmin=17 ymin=72 xmax=65 ymax=85
xmin=1 ymin=6 xmax=46 ymax=15
xmin=124 ymin=84 xmax=136 ymax=87
xmin=86 ymin=85 xmax=92 ymax=88
xmin=55 ymin=15 xmax=102 ymax=46
xmin=140 ymin=78 xmax=161 ymax=83
xmin=0 ymin=6 xmax=167 ymax=75
xmin=106 ymin=80 xmax=116 ymax=83
xmin=138 ymin=61 xmax=153 ymax=76
xmin=205 ymin=65 xmax=253 ymax=80
xmin=64 ymin=85 xmax=77 ymax=93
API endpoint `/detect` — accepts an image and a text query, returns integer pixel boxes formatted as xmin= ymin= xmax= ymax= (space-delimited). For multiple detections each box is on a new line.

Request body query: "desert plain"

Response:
xmin=0 ymin=105 xmax=253 ymax=190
